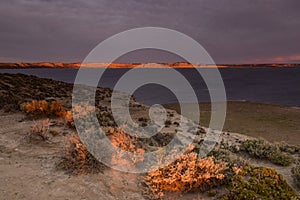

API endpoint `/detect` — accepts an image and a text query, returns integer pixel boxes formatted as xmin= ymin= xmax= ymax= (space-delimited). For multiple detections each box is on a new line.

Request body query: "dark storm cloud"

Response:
xmin=0 ymin=0 xmax=299 ymax=63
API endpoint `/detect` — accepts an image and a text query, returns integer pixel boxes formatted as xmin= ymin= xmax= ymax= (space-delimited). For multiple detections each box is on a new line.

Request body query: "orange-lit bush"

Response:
xmin=21 ymin=100 xmax=48 ymax=115
xmin=58 ymin=133 xmax=104 ymax=175
xmin=49 ymin=101 xmax=66 ymax=118
xmin=110 ymin=127 xmax=145 ymax=167
xmin=64 ymin=110 xmax=74 ymax=128
xmin=21 ymin=100 xmax=67 ymax=118
xmin=144 ymin=153 xmax=227 ymax=198
xmin=20 ymin=100 xmax=75 ymax=128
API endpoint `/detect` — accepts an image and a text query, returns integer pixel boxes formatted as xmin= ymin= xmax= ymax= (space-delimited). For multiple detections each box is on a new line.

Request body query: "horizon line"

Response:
xmin=0 ymin=62 xmax=299 ymax=69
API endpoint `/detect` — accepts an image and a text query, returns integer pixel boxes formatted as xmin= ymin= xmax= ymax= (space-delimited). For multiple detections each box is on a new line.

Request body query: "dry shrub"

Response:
xmin=21 ymin=100 xmax=48 ymax=116
xmin=58 ymin=133 xmax=104 ymax=175
xmin=144 ymin=153 xmax=227 ymax=198
xmin=21 ymin=100 xmax=68 ymax=118
xmin=21 ymin=100 xmax=75 ymax=128
xmin=291 ymin=165 xmax=300 ymax=188
xmin=109 ymin=127 xmax=145 ymax=167
xmin=49 ymin=101 xmax=66 ymax=118
xmin=64 ymin=110 xmax=74 ymax=128
xmin=49 ymin=129 xmax=60 ymax=136
xmin=28 ymin=119 xmax=51 ymax=141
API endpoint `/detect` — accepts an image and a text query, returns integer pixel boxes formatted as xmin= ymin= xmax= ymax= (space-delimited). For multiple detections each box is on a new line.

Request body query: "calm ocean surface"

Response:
xmin=1 ymin=68 xmax=299 ymax=107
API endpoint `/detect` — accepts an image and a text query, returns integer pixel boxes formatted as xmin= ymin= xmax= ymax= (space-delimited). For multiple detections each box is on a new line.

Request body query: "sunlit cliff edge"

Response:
xmin=0 ymin=62 xmax=299 ymax=69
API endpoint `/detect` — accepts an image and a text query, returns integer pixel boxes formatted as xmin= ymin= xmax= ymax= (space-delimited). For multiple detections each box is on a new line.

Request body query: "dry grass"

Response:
xmin=27 ymin=119 xmax=51 ymax=141
xmin=144 ymin=153 xmax=227 ymax=199
xmin=21 ymin=100 xmax=67 ymax=118
xmin=58 ymin=133 xmax=104 ymax=175
xmin=21 ymin=100 xmax=74 ymax=127
xmin=64 ymin=110 xmax=74 ymax=128
xmin=109 ymin=127 xmax=145 ymax=167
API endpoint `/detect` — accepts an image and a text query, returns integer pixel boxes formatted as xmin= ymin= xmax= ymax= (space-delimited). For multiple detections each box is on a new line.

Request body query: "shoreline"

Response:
xmin=164 ymin=101 xmax=300 ymax=145
xmin=1 ymin=71 xmax=298 ymax=108
xmin=0 ymin=73 xmax=299 ymax=145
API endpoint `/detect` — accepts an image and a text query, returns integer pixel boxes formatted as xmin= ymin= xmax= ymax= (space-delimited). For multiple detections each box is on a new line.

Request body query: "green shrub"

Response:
xmin=240 ymin=139 xmax=294 ymax=166
xmin=208 ymin=148 xmax=244 ymax=167
xmin=268 ymin=152 xmax=294 ymax=166
xmin=277 ymin=142 xmax=300 ymax=154
xmin=222 ymin=166 xmax=298 ymax=200
xmin=291 ymin=165 xmax=300 ymax=188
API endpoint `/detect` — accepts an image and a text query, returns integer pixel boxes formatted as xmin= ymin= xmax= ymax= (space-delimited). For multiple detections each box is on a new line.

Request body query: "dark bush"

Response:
xmin=164 ymin=120 xmax=172 ymax=127
xmin=57 ymin=133 xmax=104 ymax=175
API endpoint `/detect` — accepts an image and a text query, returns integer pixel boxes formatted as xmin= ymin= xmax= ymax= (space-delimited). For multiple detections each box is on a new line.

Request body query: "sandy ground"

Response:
xmin=0 ymin=111 xmax=145 ymax=200
xmin=164 ymin=101 xmax=300 ymax=145
xmin=1 ymin=110 xmax=298 ymax=199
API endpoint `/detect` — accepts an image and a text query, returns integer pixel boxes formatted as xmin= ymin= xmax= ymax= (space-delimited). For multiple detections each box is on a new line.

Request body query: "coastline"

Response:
xmin=0 ymin=73 xmax=299 ymax=199
xmin=0 ymin=62 xmax=299 ymax=69
xmin=164 ymin=101 xmax=300 ymax=145
xmin=1 ymin=73 xmax=299 ymax=145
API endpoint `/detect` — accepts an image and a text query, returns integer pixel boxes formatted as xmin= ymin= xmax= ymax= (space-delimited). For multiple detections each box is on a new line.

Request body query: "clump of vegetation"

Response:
xmin=164 ymin=120 xmax=172 ymax=127
xmin=144 ymin=153 xmax=227 ymax=199
xmin=277 ymin=142 xmax=300 ymax=154
xmin=173 ymin=121 xmax=180 ymax=127
xmin=138 ymin=117 xmax=148 ymax=127
xmin=21 ymin=100 xmax=67 ymax=118
xmin=138 ymin=117 xmax=148 ymax=122
xmin=27 ymin=119 xmax=51 ymax=141
xmin=208 ymin=148 xmax=246 ymax=168
xmin=207 ymin=189 xmax=217 ymax=197
xmin=64 ymin=110 xmax=74 ymax=128
xmin=291 ymin=165 xmax=300 ymax=188
xmin=109 ymin=127 xmax=145 ymax=166
xmin=21 ymin=100 xmax=48 ymax=116
xmin=49 ymin=129 xmax=60 ymax=136
xmin=168 ymin=112 xmax=174 ymax=117
xmin=58 ymin=133 xmax=104 ymax=175
xmin=239 ymin=139 xmax=294 ymax=166
xmin=21 ymin=100 xmax=74 ymax=127
xmin=152 ymin=132 xmax=174 ymax=146
xmin=96 ymin=110 xmax=116 ymax=127
xmin=222 ymin=166 xmax=298 ymax=200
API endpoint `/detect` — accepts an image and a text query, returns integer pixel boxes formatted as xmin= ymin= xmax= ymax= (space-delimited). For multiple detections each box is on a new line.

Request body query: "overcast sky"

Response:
xmin=0 ymin=0 xmax=300 ymax=63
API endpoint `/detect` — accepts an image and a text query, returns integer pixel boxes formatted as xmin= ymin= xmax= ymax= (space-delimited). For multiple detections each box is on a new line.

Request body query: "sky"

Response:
xmin=0 ymin=0 xmax=300 ymax=64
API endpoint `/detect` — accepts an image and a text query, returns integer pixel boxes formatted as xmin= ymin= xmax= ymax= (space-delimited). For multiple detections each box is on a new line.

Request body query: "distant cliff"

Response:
xmin=0 ymin=62 xmax=298 ymax=69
